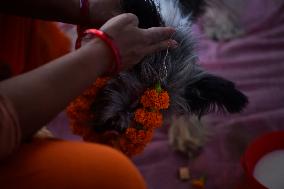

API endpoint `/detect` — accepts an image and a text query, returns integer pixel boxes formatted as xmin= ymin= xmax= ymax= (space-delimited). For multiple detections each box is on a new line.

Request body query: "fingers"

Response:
xmin=100 ymin=13 xmax=140 ymax=37
xmin=142 ymin=26 xmax=177 ymax=54
xmin=114 ymin=13 xmax=139 ymax=27
xmin=125 ymin=13 xmax=139 ymax=26
xmin=143 ymin=27 xmax=176 ymax=44
xmin=145 ymin=39 xmax=178 ymax=54
xmin=98 ymin=12 xmax=179 ymax=71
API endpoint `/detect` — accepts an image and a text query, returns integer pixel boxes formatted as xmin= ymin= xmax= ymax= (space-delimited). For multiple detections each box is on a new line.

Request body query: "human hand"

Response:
xmin=98 ymin=13 xmax=177 ymax=71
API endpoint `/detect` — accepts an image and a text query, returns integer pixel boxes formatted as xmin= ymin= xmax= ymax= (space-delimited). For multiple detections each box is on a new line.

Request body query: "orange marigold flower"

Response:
xmin=82 ymin=85 xmax=98 ymax=97
xmin=141 ymin=89 xmax=158 ymax=108
xmin=66 ymin=96 xmax=94 ymax=121
xmin=191 ymin=177 xmax=206 ymax=189
xmin=134 ymin=108 xmax=147 ymax=125
xmin=137 ymin=130 xmax=146 ymax=139
xmin=137 ymin=129 xmax=153 ymax=142
xmin=134 ymin=109 xmax=163 ymax=129
xmin=119 ymin=138 xmax=147 ymax=156
xmin=136 ymin=129 xmax=153 ymax=143
xmin=144 ymin=111 xmax=163 ymax=129
xmin=95 ymin=77 xmax=110 ymax=89
xmin=67 ymin=97 xmax=91 ymax=112
xmin=159 ymin=91 xmax=170 ymax=109
xmin=141 ymin=129 xmax=154 ymax=143
xmin=125 ymin=128 xmax=138 ymax=141
xmin=125 ymin=128 xmax=154 ymax=144
xmin=140 ymin=89 xmax=170 ymax=110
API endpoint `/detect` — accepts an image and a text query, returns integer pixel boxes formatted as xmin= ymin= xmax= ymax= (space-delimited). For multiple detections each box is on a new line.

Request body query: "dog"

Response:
xmin=89 ymin=0 xmax=248 ymax=157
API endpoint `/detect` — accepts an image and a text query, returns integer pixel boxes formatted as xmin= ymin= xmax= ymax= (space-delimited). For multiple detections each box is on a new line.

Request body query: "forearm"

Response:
xmin=0 ymin=39 xmax=111 ymax=139
xmin=0 ymin=0 xmax=81 ymax=24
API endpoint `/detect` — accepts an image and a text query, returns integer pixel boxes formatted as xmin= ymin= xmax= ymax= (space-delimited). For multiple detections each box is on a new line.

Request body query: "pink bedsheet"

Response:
xmin=48 ymin=1 xmax=284 ymax=188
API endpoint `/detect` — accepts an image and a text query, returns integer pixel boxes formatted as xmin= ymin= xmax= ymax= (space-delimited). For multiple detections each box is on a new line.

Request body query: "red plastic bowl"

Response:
xmin=241 ymin=131 xmax=284 ymax=189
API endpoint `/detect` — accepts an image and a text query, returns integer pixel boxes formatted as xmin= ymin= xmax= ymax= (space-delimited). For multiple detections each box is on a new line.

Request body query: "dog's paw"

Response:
xmin=34 ymin=127 xmax=54 ymax=139
xmin=169 ymin=116 xmax=207 ymax=158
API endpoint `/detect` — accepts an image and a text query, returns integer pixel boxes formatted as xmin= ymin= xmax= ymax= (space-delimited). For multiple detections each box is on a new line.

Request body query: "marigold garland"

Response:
xmin=66 ymin=78 xmax=170 ymax=157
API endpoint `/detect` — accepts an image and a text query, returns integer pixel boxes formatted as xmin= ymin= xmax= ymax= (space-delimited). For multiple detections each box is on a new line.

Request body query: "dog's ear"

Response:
xmin=185 ymin=74 xmax=248 ymax=116
xmin=178 ymin=0 xmax=206 ymax=19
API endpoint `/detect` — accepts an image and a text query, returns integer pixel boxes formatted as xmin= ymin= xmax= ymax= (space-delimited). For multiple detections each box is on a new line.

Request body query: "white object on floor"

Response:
xmin=254 ymin=150 xmax=284 ymax=189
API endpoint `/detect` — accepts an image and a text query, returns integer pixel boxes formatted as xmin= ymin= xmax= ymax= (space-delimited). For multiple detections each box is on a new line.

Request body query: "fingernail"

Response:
xmin=171 ymin=40 xmax=179 ymax=48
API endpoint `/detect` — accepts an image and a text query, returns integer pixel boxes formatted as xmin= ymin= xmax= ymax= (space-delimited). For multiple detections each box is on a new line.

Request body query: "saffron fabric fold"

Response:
xmin=0 ymin=14 xmax=70 ymax=76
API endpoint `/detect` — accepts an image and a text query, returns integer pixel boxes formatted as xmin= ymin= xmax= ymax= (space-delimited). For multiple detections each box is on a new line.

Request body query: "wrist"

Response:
xmin=85 ymin=29 xmax=121 ymax=75
xmin=81 ymin=38 xmax=114 ymax=75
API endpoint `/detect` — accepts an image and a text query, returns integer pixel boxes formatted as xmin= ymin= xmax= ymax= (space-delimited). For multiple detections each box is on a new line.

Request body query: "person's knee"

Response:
xmin=38 ymin=140 xmax=147 ymax=189
xmin=95 ymin=147 xmax=147 ymax=189
xmin=1 ymin=140 xmax=147 ymax=189
xmin=0 ymin=141 xmax=146 ymax=189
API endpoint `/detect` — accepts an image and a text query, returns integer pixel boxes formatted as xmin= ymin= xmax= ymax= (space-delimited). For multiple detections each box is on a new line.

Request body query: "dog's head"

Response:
xmin=91 ymin=0 xmax=248 ymax=132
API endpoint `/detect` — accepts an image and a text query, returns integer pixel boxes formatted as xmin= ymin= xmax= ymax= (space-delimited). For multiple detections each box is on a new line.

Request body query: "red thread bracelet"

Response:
xmin=75 ymin=26 xmax=85 ymax=49
xmin=76 ymin=29 xmax=122 ymax=75
xmin=79 ymin=0 xmax=90 ymax=25
xmin=76 ymin=0 xmax=90 ymax=49
xmin=83 ymin=29 xmax=122 ymax=75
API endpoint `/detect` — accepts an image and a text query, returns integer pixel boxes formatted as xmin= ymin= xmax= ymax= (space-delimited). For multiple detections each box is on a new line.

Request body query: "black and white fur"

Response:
xmin=91 ymin=0 xmax=248 ymax=156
